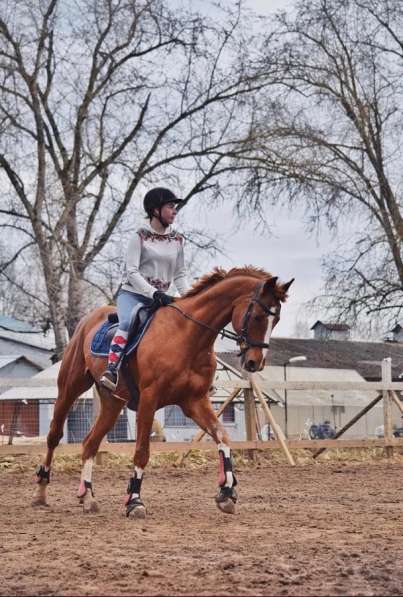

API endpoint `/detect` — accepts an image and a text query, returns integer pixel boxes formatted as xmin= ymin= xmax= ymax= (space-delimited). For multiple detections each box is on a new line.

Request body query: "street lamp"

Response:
xmin=283 ymin=355 xmax=307 ymax=439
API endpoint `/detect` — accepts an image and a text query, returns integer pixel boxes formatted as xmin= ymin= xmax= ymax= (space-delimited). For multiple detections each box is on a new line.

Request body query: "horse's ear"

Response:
xmin=281 ymin=278 xmax=295 ymax=293
xmin=263 ymin=276 xmax=278 ymax=293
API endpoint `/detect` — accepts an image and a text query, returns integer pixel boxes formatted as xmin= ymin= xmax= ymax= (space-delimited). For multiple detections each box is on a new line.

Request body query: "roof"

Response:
xmin=0 ymin=315 xmax=38 ymax=333
xmin=217 ymin=335 xmax=403 ymax=380
xmin=0 ymin=355 xmax=42 ymax=371
xmin=0 ymin=361 xmax=92 ymax=401
xmin=311 ymin=320 xmax=351 ymax=332
xmin=0 ymin=328 xmax=55 ymax=351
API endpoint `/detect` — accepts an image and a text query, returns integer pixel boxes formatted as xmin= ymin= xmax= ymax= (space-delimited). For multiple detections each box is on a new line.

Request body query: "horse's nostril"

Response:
xmin=246 ymin=360 xmax=256 ymax=372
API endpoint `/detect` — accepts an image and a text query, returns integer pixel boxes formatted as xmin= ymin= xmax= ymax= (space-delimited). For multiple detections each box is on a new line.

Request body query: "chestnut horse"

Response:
xmin=33 ymin=267 xmax=293 ymax=517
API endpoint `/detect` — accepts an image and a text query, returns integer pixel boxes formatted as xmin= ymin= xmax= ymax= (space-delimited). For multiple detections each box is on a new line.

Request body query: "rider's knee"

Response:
xmin=117 ymin=317 xmax=131 ymax=331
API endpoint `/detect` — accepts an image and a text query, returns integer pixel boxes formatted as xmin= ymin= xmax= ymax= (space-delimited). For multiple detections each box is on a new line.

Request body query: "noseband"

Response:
xmin=168 ymin=279 xmax=279 ymax=354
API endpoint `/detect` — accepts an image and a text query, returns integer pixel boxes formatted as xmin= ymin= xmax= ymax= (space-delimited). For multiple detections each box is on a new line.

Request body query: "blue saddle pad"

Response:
xmin=91 ymin=310 xmax=154 ymax=357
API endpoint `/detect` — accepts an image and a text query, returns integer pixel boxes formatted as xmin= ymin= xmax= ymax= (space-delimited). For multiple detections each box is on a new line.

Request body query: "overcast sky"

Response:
xmin=176 ymin=0 xmax=334 ymax=339
xmin=180 ymin=197 xmax=336 ymax=340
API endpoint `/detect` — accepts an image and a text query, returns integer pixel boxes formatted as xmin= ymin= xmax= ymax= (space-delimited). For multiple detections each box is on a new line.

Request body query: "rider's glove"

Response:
xmin=152 ymin=291 xmax=175 ymax=307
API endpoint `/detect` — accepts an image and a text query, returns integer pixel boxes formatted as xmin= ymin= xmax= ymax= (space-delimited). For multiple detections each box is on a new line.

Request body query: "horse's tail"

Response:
xmin=57 ymin=312 xmax=95 ymax=394
xmin=47 ymin=312 xmax=97 ymax=453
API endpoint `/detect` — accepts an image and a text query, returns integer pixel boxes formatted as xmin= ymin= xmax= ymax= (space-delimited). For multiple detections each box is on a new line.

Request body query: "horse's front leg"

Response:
xmin=183 ymin=397 xmax=237 ymax=514
xmin=79 ymin=390 xmax=123 ymax=513
xmin=125 ymin=394 xmax=156 ymax=519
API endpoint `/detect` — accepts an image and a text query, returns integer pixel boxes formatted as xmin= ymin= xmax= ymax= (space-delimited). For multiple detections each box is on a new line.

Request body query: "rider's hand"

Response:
xmin=152 ymin=291 xmax=175 ymax=306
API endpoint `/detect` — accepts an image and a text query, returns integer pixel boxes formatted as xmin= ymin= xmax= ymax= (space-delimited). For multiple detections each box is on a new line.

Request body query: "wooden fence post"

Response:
xmin=382 ymin=358 xmax=393 ymax=458
xmin=249 ymin=375 xmax=296 ymax=466
xmin=244 ymin=387 xmax=257 ymax=459
xmin=390 ymin=391 xmax=403 ymax=415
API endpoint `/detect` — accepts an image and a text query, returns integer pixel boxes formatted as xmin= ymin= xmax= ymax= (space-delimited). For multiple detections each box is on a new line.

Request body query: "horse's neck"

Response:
xmin=179 ymin=276 xmax=255 ymax=344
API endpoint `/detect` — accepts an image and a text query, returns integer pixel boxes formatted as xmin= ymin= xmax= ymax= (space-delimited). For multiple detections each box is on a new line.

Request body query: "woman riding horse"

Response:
xmin=33 ymin=199 xmax=293 ymax=518
xmin=100 ymin=187 xmax=189 ymax=392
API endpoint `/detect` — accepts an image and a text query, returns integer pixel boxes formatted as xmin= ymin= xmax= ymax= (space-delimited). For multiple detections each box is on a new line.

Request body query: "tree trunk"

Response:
xmin=36 ymin=239 xmax=67 ymax=359
xmin=66 ymin=261 xmax=87 ymax=338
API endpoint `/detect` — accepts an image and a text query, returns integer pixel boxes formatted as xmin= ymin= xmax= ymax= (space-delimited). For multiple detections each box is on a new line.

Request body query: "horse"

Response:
xmin=33 ymin=267 xmax=293 ymax=517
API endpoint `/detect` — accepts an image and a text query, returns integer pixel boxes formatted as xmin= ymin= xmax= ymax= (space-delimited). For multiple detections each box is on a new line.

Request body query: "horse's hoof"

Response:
xmin=126 ymin=498 xmax=146 ymax=519
xmin=83 ymin=500 xmax=99 ymax=514
xmin=31 ymin=498 xmax=49 ymax=507
xmin=216 ymin=498 xmax=236 ymax=515
xmin=127 ymin=504 xmax=146 ymax=519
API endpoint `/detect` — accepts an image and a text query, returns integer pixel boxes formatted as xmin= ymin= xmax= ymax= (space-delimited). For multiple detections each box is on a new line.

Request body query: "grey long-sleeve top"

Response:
xmin=121 ymin=223 xmax=189 ymax=298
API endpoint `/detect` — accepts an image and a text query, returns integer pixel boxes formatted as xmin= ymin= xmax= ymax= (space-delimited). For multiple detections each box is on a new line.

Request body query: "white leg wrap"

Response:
xmin=81 ymin=458 xmax=94 ymax=483
xmin=132 ymin=466 xmax=144 ymax=498
xmin=218 ymin=443 xmax=233 ymax=488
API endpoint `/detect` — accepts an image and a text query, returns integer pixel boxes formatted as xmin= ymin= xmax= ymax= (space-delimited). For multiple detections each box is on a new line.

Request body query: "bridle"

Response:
xmin=237 ymin=279 xmax=279 ymax=357
xmin=167 ymin=279 xmax=279 ymax=356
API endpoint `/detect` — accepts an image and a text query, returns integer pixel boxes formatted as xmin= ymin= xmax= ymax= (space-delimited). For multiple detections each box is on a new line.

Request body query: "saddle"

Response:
xmin=91 ymin=304 xmax=156 ymax=411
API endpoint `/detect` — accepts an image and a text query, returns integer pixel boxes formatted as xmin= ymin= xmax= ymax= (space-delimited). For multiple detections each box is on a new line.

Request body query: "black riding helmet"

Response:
xmin=143 ymin=187 xmax=183 ymax=219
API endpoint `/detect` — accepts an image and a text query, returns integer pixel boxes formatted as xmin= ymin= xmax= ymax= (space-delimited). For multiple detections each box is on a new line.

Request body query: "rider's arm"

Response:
xmin=125 ymin=233 xmax=156 ymax=298
xmin=173 ymin=240 xmax=189 ymax=296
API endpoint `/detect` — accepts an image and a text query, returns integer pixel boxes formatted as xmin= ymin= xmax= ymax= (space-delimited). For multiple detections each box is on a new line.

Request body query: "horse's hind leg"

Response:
xmin=32 ymin=370 xmax=94 ymax=507
xmin=78 ymin=389 xmax=123 ymax=513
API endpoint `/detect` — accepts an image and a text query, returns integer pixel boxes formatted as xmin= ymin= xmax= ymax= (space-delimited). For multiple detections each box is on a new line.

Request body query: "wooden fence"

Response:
xmin=1 ymin=357 xmax=403 ymax=464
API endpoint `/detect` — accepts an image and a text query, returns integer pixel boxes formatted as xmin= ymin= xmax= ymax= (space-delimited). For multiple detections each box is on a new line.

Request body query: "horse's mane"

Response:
xmin=185 ymin=266 xmax=289 ymax=301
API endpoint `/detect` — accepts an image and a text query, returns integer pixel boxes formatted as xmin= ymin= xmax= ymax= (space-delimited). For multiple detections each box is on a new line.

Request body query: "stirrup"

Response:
xmin=100 ymin=368 xmax=119 ymax=391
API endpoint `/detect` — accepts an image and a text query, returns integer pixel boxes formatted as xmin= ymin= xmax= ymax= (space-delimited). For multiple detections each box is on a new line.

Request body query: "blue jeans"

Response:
xmin=116 ymin=289 xmax=153 ymax=332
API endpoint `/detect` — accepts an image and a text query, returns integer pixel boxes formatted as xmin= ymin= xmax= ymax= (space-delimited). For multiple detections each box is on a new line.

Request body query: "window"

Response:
xmin=164 ymin=405 xmax=197 ymax=427
xmin=212 ymin=402 xmax=235 ymax=424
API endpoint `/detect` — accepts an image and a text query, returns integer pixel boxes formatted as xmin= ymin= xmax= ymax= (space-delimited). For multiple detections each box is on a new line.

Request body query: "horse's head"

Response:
xmin=231 ymin=276 xmax=294 ymax=372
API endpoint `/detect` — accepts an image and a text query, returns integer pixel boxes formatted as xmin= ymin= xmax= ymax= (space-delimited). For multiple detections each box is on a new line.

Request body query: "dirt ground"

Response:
xmin=1 ymin=452 xmax=403 ymax=596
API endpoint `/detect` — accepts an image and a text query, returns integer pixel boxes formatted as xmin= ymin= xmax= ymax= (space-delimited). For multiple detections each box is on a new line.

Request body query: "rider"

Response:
xmin=100 ymin=187 xmax=189 ymax=391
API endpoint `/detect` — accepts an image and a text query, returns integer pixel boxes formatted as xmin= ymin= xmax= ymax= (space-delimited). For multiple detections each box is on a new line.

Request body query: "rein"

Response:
xmin=167 ymin=303 xmax=240 ymax=342
xmin=167 ymin=280 xmax=278 ymax=355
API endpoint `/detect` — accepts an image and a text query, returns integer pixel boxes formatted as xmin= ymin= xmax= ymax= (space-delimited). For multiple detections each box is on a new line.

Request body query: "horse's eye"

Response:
xmin=254 ymin=315 xmax=264 ymax=322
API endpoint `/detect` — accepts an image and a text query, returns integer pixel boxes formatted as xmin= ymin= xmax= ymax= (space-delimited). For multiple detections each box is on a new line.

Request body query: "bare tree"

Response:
xmin=0 ymin=0 xmax=268 ymax=356
xmin=237 ymin=0 xmax=403 ymax=329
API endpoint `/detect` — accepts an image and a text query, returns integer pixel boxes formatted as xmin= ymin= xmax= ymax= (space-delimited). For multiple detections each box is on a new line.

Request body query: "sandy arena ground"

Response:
xmin=1 ymin=453 xmax=403 ymax=596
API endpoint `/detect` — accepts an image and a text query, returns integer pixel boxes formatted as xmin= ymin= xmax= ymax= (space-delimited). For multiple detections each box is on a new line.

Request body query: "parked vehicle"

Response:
xmin=309 ymin=420 xmax=336 ymax=440
xmin=374 ymin=425 xmax=403 ymax=438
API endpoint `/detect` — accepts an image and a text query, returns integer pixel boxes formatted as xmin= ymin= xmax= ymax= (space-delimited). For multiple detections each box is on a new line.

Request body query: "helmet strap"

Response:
xmin=154 ymin=207 xmax=169 ymax=229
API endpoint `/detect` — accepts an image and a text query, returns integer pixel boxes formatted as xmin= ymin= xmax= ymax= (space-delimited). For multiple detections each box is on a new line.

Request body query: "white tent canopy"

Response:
xmin=0 ymin=361 xmax=92 ymax=401
xmin=214 ymin=361 xmax=382 ymax=408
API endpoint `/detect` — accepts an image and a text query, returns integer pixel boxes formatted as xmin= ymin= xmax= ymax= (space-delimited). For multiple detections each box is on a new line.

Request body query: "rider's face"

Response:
xmin=159 ymin=202 xmax=177 ymax=224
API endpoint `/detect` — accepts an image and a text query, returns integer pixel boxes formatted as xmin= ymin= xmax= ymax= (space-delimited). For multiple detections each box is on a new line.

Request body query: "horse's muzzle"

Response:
xmin=244 ymin=359 xmax=258 ymax=372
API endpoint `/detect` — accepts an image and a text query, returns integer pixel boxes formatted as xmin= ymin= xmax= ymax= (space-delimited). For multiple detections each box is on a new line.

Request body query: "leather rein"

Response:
xmin=167 ymin=280 xmax=278 ymax=356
